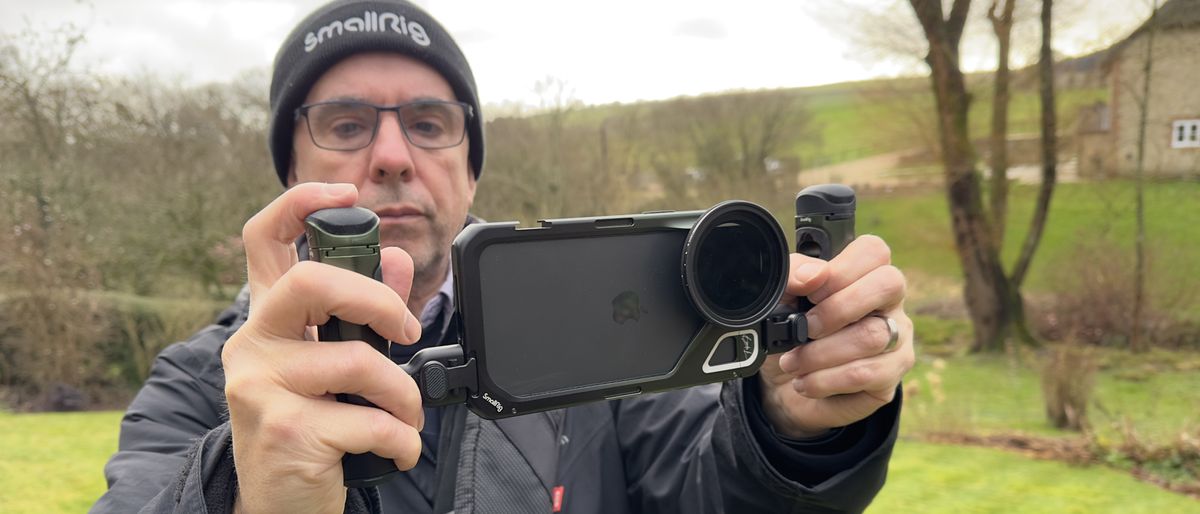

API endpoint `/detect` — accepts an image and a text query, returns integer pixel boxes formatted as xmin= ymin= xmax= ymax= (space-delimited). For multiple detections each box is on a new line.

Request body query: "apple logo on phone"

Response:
xmin=612 ymin=291 xmax=643 ymax=324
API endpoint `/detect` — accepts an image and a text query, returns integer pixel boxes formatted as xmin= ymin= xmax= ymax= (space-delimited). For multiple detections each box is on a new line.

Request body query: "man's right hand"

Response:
xmin=221 ymin=183 xmax=425 ymax=514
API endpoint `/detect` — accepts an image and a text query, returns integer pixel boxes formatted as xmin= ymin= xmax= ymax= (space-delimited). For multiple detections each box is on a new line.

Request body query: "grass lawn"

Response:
xmin=872 ymin=439 xmax=1200 ymax=513
xmin=901 ymin=350 xmax=1200 ymax=444
xmin=0 ymin=410 xmax=121 ymax=513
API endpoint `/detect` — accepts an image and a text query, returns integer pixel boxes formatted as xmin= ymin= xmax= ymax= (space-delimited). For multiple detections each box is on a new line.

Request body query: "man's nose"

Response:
xmin=369 ymin=111 xmax=415 ymax=182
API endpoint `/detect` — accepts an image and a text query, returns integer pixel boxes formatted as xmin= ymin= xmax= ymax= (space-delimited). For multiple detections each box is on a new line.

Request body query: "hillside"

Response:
xmin=493 ymin=74 xmax=1108 ymax=173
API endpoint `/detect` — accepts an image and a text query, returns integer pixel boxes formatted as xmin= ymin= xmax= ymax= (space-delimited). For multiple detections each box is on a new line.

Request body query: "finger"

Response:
xmin=380 ymin=247 xmax=416 ymax=306
xmin=806 ymin=264 xmax=906 ymax=339
xmin=780 ymin=311 xmax=913 ymax=377
xmin=807 ymin=235 xmax=891 ymax=305
xmin=243 ymin=183 xmax=358 ymax=302
xmin=308 ymin=400 xmax=423 ymax=471
xmin=379 ymin=247 xmax=421 ymax=344
xmin=784 ymin=253 xmax=831 ymax=298
xmin=253 ymin=260 xmax=418 ymax=343
xmin=793 ymin=390 xmax=900 ymax=429
xmin=225 ymin=337 xmax=426 ymax=432
xmin=259 ymin=339 xmax=425 ymax=430
xmin=790 ymin=336 xmax=914 ymax=400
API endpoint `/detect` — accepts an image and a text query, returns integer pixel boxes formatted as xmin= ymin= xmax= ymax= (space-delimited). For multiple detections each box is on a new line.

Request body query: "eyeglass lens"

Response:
xmin=305 ymin=101 xmax=466 ymax=151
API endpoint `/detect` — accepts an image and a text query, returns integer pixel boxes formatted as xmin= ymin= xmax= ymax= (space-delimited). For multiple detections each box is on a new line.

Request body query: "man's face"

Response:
xmin=289 ymin=52 xmax=476 ymax=283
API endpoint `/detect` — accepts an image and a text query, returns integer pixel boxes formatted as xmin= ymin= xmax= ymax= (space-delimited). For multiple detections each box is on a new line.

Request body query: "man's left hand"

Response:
xmin=758 ymin=235 xmax=914 ymax=438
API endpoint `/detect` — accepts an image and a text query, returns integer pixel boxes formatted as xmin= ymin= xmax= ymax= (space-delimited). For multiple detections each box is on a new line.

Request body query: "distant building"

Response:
xmin=1037 ymin=48 xmax=1109 ymax=91
xmin=1075 ymin=101 xmax=1114 ymax=176
xmin=1080 ymin=0 xmax=1200 ymax=178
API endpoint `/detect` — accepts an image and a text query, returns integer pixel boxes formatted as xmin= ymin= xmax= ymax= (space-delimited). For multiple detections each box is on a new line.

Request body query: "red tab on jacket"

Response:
xmin=552 ymin=485 xmax=565 ymax=512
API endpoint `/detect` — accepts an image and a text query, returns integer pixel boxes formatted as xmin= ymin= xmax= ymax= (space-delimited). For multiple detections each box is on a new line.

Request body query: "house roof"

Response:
xmin=1119 ymin=0 xmax=1200 ymax=46
xmin=1103 ymin=0 xmax=1200 ymax=69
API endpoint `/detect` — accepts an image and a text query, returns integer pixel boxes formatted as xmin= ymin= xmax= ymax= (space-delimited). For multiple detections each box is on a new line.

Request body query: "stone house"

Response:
xmin=1080 ymin=0 xmax=1200 ymax=178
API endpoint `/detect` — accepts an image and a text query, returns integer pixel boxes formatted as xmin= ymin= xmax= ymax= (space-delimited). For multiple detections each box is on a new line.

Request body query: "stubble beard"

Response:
xmin=379 ymin=219 xmax=452 ymax=308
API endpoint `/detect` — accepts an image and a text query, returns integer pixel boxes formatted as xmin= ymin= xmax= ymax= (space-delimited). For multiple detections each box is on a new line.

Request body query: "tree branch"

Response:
xmin=947 ymin=0 xmax=972 ymax=49
xmin=1011 ymin=0 xmax=1056 ymax=288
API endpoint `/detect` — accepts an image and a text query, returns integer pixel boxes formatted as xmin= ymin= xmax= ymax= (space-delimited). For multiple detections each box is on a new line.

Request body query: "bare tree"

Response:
xmin=0 ymin=25 xmax=109 ymax=403
xmin=657 ymin=91 xmax=810 ymax=205
xmin=474 ymin=77 xmax=594 ymax=222
xmin=909 ymin=0 xmax=1015 ymax=352
xmin=905 ymin=0 xmax=1072 ymax=352
xmin=0 ymin=21 xmax=280 ymax=406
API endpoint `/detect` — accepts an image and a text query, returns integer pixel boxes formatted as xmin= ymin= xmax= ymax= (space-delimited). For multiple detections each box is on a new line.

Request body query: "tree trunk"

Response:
xmin=945 ymin=154 xmax=1013 ymax=352
xmin=911 ymin=0 xmax=1012 ymax=352
xmin=1131 ymin=1 xmax=1159 ymax=353
xmin=987 ymin=0 xmax=1016 ymax=251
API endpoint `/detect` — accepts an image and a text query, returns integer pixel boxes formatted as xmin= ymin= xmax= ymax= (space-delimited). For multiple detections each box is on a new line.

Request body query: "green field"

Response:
xmin=871 ymin=440 xmax=1200 ymax=513
xmin=902 ymin=351 xmax=1200 ymax=443
xmin=0 ymin=411 xmax=120 ymax=513
xmin=854 ymin=180 xmax=1200 ymax=305
xmin=788 ymin=79 xmax=1108 ymax=165
xmin=564 ymin=78 xmax=1109 ymax=169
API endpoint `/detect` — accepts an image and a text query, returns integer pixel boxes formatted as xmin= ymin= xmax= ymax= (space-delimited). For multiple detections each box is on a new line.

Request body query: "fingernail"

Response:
xmin=778 ymin=351 xmax=798 ymax=373
xmin=805 ymin=312 xmax=823 ymax=339
xmin=794 ymin=262 xmax=823 ymax=285
xmin=792 ymin=377 xmax=806 ymax=394
xmin=322 ymin=182 xmax=355 ymax=197
xmin=405 ymin=313 xmax=422 ymax=342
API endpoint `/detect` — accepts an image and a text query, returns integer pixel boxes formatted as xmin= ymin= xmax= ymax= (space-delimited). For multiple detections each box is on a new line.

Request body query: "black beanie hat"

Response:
xmin=268 ymin=0 xmax=484 ymax=185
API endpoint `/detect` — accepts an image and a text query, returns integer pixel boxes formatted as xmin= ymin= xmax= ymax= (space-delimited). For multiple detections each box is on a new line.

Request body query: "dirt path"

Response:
xmin=797 ymin=148 xmax=1079 ymax=189
xmin=796 ymin=149 xmax=928 ymax=190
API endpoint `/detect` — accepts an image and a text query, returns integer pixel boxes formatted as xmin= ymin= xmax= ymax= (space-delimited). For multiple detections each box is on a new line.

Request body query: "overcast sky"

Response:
xmin=1 ymin=0 xmax=1144 ymax=108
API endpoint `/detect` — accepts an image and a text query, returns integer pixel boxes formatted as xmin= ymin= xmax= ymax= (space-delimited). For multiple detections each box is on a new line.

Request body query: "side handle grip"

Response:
xmin=763 ymin=185 xmax=857 ymax=354
xmin=305 ymin=207 xmax=400 ymax=488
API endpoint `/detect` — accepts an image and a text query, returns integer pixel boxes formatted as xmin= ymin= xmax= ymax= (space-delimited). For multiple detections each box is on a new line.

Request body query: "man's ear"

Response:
xmin=465 ymin=166 xmax=478 ymax=206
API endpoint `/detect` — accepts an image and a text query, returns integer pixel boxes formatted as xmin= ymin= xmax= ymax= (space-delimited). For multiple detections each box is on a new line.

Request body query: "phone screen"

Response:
xmin=477 ymin=230 xmax=705 ymax=397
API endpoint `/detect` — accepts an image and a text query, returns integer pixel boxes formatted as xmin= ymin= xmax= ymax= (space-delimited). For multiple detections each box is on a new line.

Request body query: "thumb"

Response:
xmin=786 ymin=253 xmax=829 ymax=298
xmin=379 ymin=247 xmax=416 ymax=306
xmin=379 ymin=247 xmax=421 ymax=343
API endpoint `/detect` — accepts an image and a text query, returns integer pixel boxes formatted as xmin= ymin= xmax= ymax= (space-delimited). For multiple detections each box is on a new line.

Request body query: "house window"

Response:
xmin=1172 ymin=119 xmax=1200 ymax=148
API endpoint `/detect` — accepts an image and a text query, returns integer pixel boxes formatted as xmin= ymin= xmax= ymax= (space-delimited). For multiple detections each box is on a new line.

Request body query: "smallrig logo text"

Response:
xmin=481 ymin=392 xmax=503 ymax=413
xmin=305 ymin=11 xmax=430 ymax=52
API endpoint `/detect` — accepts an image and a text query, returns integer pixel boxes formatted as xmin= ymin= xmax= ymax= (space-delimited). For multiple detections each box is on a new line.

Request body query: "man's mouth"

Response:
xmin=374 ymin=205 xmax=426 ymax=224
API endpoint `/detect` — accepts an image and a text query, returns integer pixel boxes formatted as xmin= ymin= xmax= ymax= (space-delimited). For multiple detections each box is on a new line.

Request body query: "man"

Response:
xmin=93 ymin=1 xmax=914 ymax=512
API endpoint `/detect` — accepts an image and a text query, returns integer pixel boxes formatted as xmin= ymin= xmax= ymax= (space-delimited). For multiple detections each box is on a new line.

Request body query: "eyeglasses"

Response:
xmin=295 ymin=99 xmax=473 ymax=152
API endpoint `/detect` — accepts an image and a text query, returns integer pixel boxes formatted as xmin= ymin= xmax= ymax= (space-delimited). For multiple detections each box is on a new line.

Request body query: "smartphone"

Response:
xmin=448 ymin=184 xmax=856 ymax=418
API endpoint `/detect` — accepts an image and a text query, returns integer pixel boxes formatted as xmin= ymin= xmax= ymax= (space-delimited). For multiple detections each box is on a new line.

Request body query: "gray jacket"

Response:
xmin=93 ymin=287 xmax=900 ymax=514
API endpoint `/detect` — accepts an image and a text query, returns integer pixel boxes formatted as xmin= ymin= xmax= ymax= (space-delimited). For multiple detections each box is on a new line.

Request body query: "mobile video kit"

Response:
xmin=304 ymin=184 xmax=857 ymax=487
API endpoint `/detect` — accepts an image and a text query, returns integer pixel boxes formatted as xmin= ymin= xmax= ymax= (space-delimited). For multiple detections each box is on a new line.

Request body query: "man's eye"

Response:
xmin=408 ymin=119 xmax=446 ymax=136
xmin=329 ymin=121 xmax=368 ymax=138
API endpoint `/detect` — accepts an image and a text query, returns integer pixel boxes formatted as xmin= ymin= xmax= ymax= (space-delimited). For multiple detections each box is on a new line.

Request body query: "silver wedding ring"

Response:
xmin=873 ymin=314 xmax=900 ymax=353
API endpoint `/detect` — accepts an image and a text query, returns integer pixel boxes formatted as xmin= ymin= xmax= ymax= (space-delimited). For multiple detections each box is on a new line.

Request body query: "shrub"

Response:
xmin=1041 ymin=342 xmax=1097 ymax=431
xmin=0 ymin=293 xmax=223 ymax=411
xmin=1030 ymin=236 xmax=1200 ymax=350
xmin=1092 ymin=419 xmax=1200 ymax=497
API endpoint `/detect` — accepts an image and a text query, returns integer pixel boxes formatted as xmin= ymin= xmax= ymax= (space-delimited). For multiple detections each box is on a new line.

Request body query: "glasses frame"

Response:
xmin=295 ymin=99 xmax=474 ymax=152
